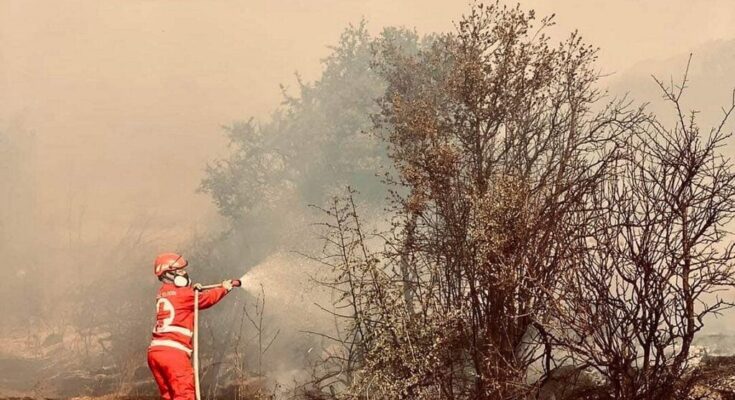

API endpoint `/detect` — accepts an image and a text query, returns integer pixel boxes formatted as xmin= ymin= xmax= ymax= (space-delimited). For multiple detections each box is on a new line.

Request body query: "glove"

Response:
xmin=222 ymin=280 xmax=234 ymax=292
xmin=192 ymin=283 xmax=203 ymax=291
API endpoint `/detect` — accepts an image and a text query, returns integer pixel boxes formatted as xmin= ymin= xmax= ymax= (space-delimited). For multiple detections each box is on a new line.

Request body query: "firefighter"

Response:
xmin=147 ymin=252 xmax=235 ymax=400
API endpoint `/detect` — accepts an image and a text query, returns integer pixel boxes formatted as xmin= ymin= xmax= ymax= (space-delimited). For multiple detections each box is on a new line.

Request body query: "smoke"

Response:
xmin=236 ymin=253 xmax=334 ymax=382
xmin=2 ymin=1 xmax=735 ymax=398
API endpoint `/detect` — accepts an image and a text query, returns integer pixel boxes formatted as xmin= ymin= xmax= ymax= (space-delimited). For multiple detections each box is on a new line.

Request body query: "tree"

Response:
xmin=200 ymin=22 xmax=425 ymax=225
xmin=548 ymin=60 xmax=735 ymax=400
xmin=196 ymin=23 xmax=430 ymax=397
xmin=313 ymin=3 xmax=646 ymax=398
xmin=197 ymin=22 xmax=428 ymax=286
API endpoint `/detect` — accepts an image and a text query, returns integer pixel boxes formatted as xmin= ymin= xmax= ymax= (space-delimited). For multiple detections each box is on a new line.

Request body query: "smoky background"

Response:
xmin=1 ymin=0 xmax=735 ymax=398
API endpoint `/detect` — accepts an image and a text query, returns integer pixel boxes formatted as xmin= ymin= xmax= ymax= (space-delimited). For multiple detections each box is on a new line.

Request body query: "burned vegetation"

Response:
xmin=6 ymin=2 xmax=734 ymax=400
xmin=296 ymin=3 xmax=735 ymax=400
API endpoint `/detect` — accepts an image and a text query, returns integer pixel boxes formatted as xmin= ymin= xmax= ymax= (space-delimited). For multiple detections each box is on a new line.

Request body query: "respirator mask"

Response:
xmin=163 ymin=269 xmax=191 ymax=287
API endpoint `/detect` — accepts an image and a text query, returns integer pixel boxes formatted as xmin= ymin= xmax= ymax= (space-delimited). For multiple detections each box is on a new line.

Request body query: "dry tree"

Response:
xmin=309 ymin=2 xmax=648 ymax=399
xmin=547 ymin=58 xmax=735 ymax=400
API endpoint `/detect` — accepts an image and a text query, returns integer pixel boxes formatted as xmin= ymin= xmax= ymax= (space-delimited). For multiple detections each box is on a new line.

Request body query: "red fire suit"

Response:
xmin=148 ymin=283 xmax=230 ymax=400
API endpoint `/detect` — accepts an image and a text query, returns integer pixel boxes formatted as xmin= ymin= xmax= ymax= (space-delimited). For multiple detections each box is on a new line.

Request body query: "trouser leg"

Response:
xmin=148 ymin=348 xmax=195 ymax=400
xmin=148 ymin=349 xmax=174 ymax=400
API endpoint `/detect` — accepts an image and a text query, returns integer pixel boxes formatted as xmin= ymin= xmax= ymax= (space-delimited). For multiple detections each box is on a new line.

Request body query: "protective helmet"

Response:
xmin=154 ymin=252 xmax=188 ymax=278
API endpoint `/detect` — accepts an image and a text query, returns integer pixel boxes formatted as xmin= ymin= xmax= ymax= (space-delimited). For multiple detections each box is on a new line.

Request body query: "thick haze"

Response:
xmin=1 ymin=1 xmax=735 ymax=396
xmin=2 ymin=0 xmax=734 ymax=246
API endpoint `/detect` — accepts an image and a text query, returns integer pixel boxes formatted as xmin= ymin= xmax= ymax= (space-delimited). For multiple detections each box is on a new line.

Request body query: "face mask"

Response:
xmin=164 ymin=270 xmax=191 ymax=287
xmin=173 ymin=273 xmax=190 ymax=288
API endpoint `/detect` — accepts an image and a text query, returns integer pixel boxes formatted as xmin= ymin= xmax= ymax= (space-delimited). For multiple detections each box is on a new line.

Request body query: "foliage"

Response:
xmin=196 ymin=22 xmax=430 ymax=397
xmin=200 ymin=22 xmax=427 ymax=224
xmin=200 ymin=4 xmax=735 ymax=400
xmin=312 ymin=2 xmax=648 ymax=399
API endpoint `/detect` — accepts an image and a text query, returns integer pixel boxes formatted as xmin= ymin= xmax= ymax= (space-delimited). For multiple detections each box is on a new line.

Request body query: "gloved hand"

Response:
xmin=222 ymin=280 xmax=234 ymax=292
xmin=192 ymin=283 xmax=203 ymax=291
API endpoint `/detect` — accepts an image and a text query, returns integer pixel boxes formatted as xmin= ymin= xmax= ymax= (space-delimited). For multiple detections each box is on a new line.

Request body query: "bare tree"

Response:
xmin=221 ymin=287 xmax=281 ymax=400
xmin=302 ymin=192 xmax=383 ymax=396
xmin=244 ymin=285 xmax=281 ymax=377
xmin=548 ymin=59 xmax=735 ymax=399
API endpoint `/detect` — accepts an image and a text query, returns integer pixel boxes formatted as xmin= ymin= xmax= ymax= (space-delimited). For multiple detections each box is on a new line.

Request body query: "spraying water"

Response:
xmin=231 ymin=252 xmax=335 ymax=389
xmin=238 ymin=253 xmax=317 ymax=301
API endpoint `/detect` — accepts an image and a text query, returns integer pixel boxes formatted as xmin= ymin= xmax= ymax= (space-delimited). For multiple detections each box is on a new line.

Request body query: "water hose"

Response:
xmin=193 ymin=289 xmax=201 ymax=400
xmin=193 ymin=279 xmax=241 ymax=400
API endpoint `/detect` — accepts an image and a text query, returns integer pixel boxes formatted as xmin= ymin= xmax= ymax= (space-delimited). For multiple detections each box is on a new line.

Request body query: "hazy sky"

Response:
xmin=1 ymin=0 xmax=734 ymax=244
